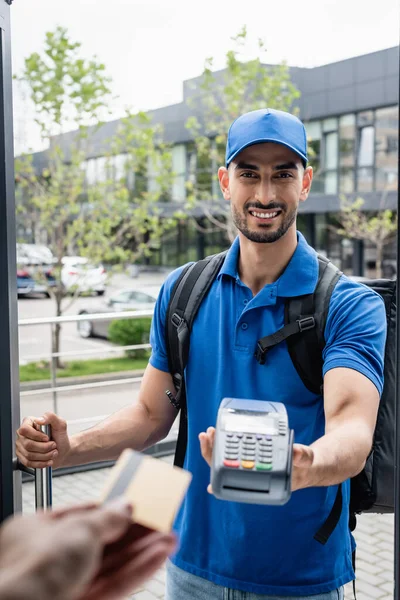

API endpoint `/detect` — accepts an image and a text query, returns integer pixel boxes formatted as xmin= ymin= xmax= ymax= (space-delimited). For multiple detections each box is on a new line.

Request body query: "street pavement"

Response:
xmin=22 ymin=457 xmax=394 ymax=600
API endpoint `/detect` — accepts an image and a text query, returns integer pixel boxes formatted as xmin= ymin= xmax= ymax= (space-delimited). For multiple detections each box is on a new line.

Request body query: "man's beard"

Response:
xmin=231 ymin=202 xmax=297 ymax=244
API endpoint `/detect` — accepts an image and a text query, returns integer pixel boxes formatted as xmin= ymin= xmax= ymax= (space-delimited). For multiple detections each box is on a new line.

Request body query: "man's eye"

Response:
xmin=276 ymin=172 xmax=293 ymax=179
xmin=240 ymin=171 xmax=257 ymax=178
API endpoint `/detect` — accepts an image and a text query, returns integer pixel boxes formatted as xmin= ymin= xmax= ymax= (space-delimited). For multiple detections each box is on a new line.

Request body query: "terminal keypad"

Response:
xmin=223 ymin=433 xmax=277 ymax=471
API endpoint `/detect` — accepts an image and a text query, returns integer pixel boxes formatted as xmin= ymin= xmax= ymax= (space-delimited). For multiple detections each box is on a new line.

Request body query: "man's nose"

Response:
xmin=255 ymin=179 xmax=276 ymax=204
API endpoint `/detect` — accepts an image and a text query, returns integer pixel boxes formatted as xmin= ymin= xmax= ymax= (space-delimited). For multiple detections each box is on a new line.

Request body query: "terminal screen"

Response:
xmin=222 ymin=410 xmax=278 ymax=434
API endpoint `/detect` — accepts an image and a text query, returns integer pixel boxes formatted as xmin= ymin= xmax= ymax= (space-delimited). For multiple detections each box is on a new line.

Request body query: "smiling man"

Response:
xmin=16 ymin=109 xmax=387 ymax=600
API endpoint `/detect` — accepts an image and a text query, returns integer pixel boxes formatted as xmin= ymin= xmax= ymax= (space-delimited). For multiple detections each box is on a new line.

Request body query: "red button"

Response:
xmin=224 ymin=459 xmax=240 ymax=468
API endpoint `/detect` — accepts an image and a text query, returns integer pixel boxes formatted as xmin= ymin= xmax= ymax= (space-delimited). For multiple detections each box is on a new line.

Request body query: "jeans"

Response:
xmin=165 ymin=561 xmax=345 ymax=600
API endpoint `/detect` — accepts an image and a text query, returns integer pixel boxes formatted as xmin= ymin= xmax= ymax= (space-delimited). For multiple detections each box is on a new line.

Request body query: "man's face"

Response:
xmin=218 ymin=143 xmax=313 ymax=244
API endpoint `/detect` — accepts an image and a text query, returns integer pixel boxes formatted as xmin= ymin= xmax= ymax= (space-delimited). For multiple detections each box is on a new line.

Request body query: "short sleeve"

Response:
xmin=149 ymin=264 xmax=191 ymax=373
xmin=322 ymin=276 xmax=387 ymax=395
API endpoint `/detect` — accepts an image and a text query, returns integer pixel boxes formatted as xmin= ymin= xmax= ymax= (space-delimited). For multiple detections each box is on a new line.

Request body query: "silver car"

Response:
xmin=77 ymin=288 xmax=159 ymax=339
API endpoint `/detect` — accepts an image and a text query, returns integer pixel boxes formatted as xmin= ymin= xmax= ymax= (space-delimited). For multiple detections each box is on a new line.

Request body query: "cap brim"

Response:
xmin=226 ymin=138 xmax=307 ymax=167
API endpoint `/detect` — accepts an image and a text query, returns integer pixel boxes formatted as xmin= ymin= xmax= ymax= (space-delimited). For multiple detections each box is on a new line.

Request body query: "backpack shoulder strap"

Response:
xmin=255 ymin=254 xmax=342 ymax=394
xmin=286 ymin=254 xmax=342 ymax=394
xmin=166 ymin=250 xmax=227 ymax=467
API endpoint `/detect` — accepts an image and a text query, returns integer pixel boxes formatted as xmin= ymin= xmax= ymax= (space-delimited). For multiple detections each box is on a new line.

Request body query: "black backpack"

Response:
xmin=165 ymin=250 xmax=396 ymax=545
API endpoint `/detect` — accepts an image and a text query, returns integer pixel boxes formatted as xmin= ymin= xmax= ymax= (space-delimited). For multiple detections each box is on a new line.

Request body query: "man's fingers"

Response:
xmin=206 ymin=426 xmax=216 ymax=444
xmin=16 ymin=441 xmax=57 ymax=466
xmin=17 ymin=417 xmax=49 ymax=442
xmin=86 ymin=534 xmax=177 ymax=600
xmin=199 ymin=433 xmax=212 ymax=465
xmin=36 ymin=412 xmax=68 ymax=433
xmin=16 ymin=438 xmax=56 ymax=455
xmin=82 ymin=501 xmax=133 ymax=546
xmin=100 ymin=528 xmax=173 ymax=573
xmin=50 ymin=503 xmax=98 ymax=520
xmin=293 ymin=444 xmax=314 ymax=467
xmin=199 ymin=426 xmax=216 ymax=466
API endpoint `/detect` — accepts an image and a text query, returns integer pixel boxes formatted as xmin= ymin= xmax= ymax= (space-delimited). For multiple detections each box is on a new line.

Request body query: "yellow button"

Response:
xmin=241 ymin=460 xmax=255 ymax=469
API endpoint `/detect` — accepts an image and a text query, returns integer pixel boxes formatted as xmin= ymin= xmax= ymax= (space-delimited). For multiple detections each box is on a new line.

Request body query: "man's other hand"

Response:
xmin=16 ymin=412 xmax=71 ymax=469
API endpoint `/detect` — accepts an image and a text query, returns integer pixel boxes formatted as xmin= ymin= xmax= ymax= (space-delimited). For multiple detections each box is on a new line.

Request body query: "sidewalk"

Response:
xmin=22 ymin=460 xmax=394 ymax=600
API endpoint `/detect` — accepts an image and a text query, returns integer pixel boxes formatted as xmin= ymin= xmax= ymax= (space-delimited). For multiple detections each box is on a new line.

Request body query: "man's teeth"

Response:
xmin=251 ymin=211 xmax=279 ymax=219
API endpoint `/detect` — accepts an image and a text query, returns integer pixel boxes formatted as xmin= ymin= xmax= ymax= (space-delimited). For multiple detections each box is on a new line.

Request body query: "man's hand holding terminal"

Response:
xmin=199 ymin=427 xmax=314 ymax=493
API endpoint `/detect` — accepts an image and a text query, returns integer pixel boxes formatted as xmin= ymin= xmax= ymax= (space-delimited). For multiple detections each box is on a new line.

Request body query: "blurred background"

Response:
xmin=9 ymin=2 xmax=399 ymax=597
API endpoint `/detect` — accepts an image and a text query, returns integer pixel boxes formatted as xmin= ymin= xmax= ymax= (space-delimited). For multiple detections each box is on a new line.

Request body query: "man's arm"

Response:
xmin=68 ymin=364 xmax=178 ymax=466
xmin=16 ymin=364 xmax=178 ymax=469
xmin=291 ymin=366 xmax=379 ymax=491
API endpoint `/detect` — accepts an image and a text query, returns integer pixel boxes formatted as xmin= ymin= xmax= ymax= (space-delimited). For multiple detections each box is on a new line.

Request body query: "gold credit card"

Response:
xmin=100 ymin=449 xmax=192 ymax=533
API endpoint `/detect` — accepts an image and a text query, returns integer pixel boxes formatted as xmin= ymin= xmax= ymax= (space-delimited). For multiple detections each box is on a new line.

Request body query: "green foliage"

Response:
xmin=185 ymin=26 xmax=301 ymax=241
xmin=337 ymin=195 xmax=398 ymax=277
xmin=16 ymin=27 xmax=112 ymax=136
xmin=14 ymin=27 xmax=180 ymax=316
xmin=19 ymin=356 xmax=148 ymax=382
xmin=108 ymin=317 xmax=152 ymax=359
xmin=337 ymin=196 xmax=397 ymax=242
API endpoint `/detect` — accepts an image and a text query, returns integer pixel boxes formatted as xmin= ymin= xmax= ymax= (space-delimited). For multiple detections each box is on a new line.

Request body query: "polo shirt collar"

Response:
xmin=217 ymin=231 xmax=319 ymax=297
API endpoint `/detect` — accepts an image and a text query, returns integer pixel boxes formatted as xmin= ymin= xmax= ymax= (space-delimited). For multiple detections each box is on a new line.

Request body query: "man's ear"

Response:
xmin=300 ymin=166 xmax=313 ymax=202
xmin=218 ymin=167 xmax=231 ymax=201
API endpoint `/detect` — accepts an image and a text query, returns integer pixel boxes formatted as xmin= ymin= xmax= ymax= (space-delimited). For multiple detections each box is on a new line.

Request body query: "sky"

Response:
xmin=10 ymin=0 xmax=400 ymax=154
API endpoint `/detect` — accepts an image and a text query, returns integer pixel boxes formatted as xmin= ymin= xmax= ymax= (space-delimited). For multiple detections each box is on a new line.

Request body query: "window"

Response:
xmin=111 ymin=291 xmax=131 ymax=304
xmin=339 ymin=115 xmax=356 ymax=193
xmin=114 ymin=154 xmax=127 ymax=182
xmin=130 ymin=291 xmax=156 ymax=304
xmin=323 ymin=132 xmax=338 ymax=194
xmin=357 ymin=125 xmax=374 ymax=192
xmin=172 ymin=144 xmax=186 ymax=202
xmin=85 ymin=158 xmax=97 ymax=186
xmin=325 ymin=132 xmax=338 ymax=170
xmin=357 ymin=126 xmax=374 ymax=167
xmin=95 ymin=157 xmax=108 ymax=183
xmin=305 ymin=121 xmax=323 ymax=191
xmin=357 ymin=111 xmax=374 ymax=127
xmin=323 ymin=118 xmax=338 ymax=133
xmin=375 ymin=106 xmax=398 ymax=191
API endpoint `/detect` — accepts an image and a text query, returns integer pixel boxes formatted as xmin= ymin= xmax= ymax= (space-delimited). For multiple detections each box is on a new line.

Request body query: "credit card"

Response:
xmin=100 ymin=448 xmax=192 ymax=533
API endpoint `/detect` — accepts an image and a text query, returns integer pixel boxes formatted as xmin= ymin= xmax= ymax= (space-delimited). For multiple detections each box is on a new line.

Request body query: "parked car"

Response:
xmin=62 ymin=256 xmax=107 ymax=296
xmin=77 ymin=287 xmax=159 ymax=339
xmin=16 ymin=243 xmax=56 ymax=296
xmin=17 ymin=269 xmax=36 ymax=296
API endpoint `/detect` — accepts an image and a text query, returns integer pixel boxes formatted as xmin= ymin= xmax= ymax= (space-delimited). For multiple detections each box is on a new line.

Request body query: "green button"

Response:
xmin=256 ymin=463 xmax=273 ymax=471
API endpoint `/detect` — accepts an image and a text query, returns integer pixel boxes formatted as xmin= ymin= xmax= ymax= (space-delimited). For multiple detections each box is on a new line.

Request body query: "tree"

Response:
xmin=335 ymin=194 xmax=397 ymax=278
xmin=185 ymin=27 xmax=301 ymax=242
xmin=15 ymin=27 xmax=179 ymax=367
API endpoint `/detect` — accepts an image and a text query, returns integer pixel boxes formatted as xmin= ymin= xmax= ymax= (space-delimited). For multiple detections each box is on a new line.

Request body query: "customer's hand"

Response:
xmin=0 ymin=501 xmax=176 ymax=600
xmin=16 ymin=412 xmax=71 ymax=469
xmin=199 ymin=427 xmax=315 ymax=493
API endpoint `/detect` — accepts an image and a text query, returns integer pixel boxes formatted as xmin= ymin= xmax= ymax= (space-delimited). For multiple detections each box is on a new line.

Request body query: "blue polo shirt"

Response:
xmin=149 ymin=232 xmax=386 ymax=596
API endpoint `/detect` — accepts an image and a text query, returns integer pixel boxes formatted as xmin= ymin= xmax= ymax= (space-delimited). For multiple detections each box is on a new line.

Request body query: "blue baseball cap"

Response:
xmin=225 ymin=108 xmax=307 ymax=167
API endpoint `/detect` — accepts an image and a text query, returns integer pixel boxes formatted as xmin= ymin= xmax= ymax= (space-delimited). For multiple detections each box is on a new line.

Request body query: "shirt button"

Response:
xmin=243 ymin=299 xmax=249 ymax=305
xmin=241 ymin=323 xmax=248 ymax=330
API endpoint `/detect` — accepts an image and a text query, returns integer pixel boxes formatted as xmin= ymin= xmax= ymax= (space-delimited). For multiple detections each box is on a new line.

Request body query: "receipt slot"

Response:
xmin=211 ymin=398 xmax=294 ymax=505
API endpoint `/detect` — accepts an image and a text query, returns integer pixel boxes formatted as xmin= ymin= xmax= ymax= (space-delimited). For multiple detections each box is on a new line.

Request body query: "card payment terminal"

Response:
xmin=211 ymin=398 xmax=294 ymax=505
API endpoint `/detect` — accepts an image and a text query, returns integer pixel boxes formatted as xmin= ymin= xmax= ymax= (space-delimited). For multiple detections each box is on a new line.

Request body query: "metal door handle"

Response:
xmin=15 ymin=424 xmax=53 ymax=511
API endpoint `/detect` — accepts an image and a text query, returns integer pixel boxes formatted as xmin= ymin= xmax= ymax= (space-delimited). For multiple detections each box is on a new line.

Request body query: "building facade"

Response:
xmin=28 ymin=46 xmax=399 ymax=275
